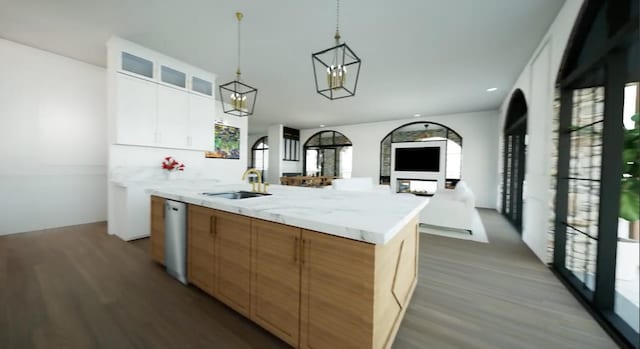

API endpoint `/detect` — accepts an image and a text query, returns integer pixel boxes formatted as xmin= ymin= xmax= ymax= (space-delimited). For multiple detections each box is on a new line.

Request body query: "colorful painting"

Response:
xmin=205 ymin=124 xmax=241 ymax=159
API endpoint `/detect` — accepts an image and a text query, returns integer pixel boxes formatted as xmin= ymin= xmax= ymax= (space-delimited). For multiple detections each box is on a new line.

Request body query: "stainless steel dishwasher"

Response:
xmin=164 ymin=200 xmax=187 ymax=284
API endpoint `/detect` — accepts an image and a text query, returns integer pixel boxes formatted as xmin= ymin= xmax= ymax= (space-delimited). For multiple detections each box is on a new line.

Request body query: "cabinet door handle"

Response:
xmin=294 ymin=237 xmax=299 ymax=263
xmin=301 ymin=239 xmax=306 ymax=265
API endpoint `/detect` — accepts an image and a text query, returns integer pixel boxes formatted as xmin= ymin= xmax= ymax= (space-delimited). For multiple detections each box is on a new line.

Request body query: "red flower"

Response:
xmin=162 ymin=156 xmax=185 ymax=171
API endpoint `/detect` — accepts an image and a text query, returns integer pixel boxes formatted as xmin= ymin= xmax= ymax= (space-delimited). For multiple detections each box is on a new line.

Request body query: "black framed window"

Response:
xmin=283 ymin=127 xmax=300 ymax=161
xmin=303 ymin=131 xmax=352 ymax=177
xmin=251 ymin=136 xmax=269 ymax=178
xmin=379 ymin=122 xmax=462 ymax=185
xmin=554 ymin=1 xmax=639 ymax=347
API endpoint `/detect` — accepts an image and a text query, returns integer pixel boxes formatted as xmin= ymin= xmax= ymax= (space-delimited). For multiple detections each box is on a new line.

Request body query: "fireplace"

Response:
xmin=396 ymin=178 xmax=438 ymax=196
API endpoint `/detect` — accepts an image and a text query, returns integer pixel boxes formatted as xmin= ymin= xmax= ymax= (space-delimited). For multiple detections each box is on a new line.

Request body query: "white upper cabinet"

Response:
xmin=115 ymin=73 xmax=157 ymax=146
xmin=189 ymin=94 xmax=215 ymax=150
xmin=107 ymin=37 xmax=219 ymax=151
xmin=157 ymin=85 xmax=189 ymax=149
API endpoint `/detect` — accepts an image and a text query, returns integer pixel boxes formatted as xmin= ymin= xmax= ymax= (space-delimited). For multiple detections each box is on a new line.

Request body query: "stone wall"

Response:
xmin=549 ymin=87 xmax=604 ymax=274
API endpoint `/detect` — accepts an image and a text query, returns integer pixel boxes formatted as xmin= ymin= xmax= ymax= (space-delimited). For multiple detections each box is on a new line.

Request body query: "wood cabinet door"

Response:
xmin=187 ymin=205 xmax=216 ymax=296
xmin=250 ymin=220 xmax=301 ymax=347
xmin=150 ymin=196 xmax=165 ymax=264
xmin=300 ymin=230 xmax=375 ymax=349
xmin=215 ymin=210 xmax=252 ymax=316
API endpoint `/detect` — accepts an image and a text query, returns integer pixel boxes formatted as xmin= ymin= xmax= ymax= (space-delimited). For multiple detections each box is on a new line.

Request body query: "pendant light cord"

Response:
xmin=334 ymin=0 xmax=341 ymax=44
xmin=236 ymin=12 xmax=243 ymax=80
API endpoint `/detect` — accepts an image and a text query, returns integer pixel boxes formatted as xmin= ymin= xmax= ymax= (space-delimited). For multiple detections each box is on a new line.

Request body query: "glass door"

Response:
xmin=502 ymin=120 xmax=527 ymax=232
xmin=614 ymin=78 xmax=639 ymax=334
xmin=554 ymin=2 xmax=639 ymax=346
xmin=320 ymin=148 xmax=336 ymax=177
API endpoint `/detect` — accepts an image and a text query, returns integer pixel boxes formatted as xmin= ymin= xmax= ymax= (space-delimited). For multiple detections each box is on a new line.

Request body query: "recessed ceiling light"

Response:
xmin=486 ymin=87 xmax=498 ymax=92
xmin=319 ymin=124 xmax=326 ymax=127
xmin=413 ymin=113 xmax=421 ymax=117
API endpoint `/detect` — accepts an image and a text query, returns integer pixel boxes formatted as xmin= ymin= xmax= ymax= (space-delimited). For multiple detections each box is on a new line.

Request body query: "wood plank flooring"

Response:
xmin=0 ymin=210 xmax=619 ymax=349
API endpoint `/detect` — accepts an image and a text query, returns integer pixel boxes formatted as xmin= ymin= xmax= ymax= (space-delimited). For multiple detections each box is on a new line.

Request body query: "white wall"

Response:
xmin=300 ymin=110 xmax=500 ymax=208
xmin=267 ymin=125 xmax=283 ymax=183
xmin=0 ymin=38 xmax=107 ymax=235
xmin=497 ymin=0 xmax=585 ymax=262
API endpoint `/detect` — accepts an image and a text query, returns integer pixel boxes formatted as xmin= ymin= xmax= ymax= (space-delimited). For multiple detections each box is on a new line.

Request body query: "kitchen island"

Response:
xmin=150 ymin=184 xmax=428 ymax=349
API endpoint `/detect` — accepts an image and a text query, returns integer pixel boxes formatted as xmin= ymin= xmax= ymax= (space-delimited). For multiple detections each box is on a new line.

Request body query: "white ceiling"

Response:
xmin=0 ymin=0 xmax=565 ymax=133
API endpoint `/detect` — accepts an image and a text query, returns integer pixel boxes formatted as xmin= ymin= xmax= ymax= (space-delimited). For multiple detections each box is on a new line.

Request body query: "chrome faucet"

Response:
xmin=241 ymin=168 xmax=268 ymax=193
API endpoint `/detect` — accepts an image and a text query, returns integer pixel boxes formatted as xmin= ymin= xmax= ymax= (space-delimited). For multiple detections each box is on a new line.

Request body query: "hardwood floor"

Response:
xmin=0 ymin=210 xmax=619 ymax=349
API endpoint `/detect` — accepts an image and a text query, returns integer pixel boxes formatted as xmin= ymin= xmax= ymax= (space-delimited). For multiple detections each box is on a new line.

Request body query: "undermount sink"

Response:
xmin=201 ymin=191 xmax=272 ymax=199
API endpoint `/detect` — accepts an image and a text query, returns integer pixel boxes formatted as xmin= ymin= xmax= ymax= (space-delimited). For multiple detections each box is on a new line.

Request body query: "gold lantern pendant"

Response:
xmin=311 ymin=0 xmax=361 ymax=100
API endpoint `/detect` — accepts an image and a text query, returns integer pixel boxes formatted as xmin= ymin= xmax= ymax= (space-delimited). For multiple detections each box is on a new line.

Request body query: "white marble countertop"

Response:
xmin=151 ymin=184 xmax=428 ymax=245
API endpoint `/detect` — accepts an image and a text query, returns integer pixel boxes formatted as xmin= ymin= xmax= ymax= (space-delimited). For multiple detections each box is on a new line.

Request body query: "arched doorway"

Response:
xmin=303 ymin=131 xmax=353 ymax=177
xmin=502 ymin=89 xmax=528 ymax=232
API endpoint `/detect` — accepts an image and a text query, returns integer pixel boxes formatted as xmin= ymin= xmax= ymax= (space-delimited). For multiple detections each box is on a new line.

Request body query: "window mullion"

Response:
xmin=593 ymin=51 xmax=626 ymax=312
xmin=554 ymin=88 xmax=573 ymax=267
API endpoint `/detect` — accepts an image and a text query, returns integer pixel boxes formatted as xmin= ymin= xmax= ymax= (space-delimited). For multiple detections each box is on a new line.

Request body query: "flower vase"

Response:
xmin=165 ymin=171 xmax=177 ymax=180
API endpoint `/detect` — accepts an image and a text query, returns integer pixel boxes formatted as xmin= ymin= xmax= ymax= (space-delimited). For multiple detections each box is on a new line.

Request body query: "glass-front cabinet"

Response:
xmin=121 ymin=52 xmax=154 ymax=79
xmin=191 ymin=76 xmax=213 ymax=96
xmin=116 ymin=44 xmax=215 ymax=99
xmin=160 ymin=65 xmax=187 ymax=89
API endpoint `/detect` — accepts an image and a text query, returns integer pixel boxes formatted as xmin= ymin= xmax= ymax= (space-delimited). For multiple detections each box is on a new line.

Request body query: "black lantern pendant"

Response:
xmin=220 ymin=12 xmax=257 ymax=116
xmin=312 ymin=0 xmax=361 ymax=100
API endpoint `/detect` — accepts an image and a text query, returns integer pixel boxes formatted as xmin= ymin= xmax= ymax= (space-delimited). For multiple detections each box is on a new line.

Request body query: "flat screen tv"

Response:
xmin=394 ymin=147 xmax=440 ymax=172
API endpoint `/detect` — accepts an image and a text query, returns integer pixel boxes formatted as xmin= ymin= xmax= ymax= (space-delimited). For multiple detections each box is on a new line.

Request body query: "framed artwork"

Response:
xmin=205 ymin=124 xmax=240 ymax=159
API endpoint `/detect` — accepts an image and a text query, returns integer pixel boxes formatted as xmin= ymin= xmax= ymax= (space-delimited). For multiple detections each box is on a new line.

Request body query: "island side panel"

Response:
xmin=300 ymin=229 xmax=376 ymax=349
xmin=150 ymin=196 xmax=165 ymax=265
xmin=373 ymin=215 xmax=419 ymax=349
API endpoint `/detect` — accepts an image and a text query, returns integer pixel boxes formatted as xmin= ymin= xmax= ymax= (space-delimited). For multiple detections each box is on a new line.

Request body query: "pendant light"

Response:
xmin=312 ymin=0 xmax=361 ymax=100
xmin=220 ymin=12 xmax=258 ymax=116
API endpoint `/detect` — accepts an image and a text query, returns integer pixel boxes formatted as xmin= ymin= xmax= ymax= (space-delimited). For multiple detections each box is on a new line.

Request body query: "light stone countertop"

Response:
xmin=152 ymin=184 xmax=429 ymax=245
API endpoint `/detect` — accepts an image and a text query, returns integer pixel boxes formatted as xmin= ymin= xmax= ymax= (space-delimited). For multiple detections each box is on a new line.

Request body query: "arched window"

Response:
xmin=251 ymin=136 xmax=268 ymax=178
xmin=553 ymin=0 xmax=638 ymax=344
xmin=303 ymin=131 xmax=353 ymax=178
xmin=379 ymin=122 xmax=462 ymax=185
